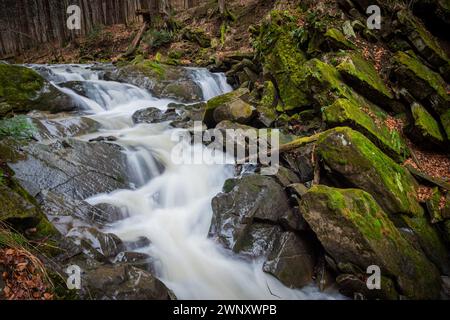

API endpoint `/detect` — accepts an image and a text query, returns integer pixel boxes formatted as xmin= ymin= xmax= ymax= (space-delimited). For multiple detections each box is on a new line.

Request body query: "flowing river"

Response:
xmin=30 ymin=64 xmax=338 ymax=300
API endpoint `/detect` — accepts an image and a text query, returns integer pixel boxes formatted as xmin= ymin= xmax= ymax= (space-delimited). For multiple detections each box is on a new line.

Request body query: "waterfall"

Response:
xmin=31 ymin=64 xmax=339 ymax=300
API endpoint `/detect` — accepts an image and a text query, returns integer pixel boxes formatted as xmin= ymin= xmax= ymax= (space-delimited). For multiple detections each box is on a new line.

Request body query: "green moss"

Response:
xmin=393 ymin=51 xmax=449 ymax=105
xmin=317 ymin=127 xmax=423 ymax=216
xmin=440 ymin=109 xmax=450 ymax=140
xmin=203 ymin=88 xmax=249 ymax=127
xmin=400 ymin=214 xmax=449 ymax=273
xmin=0 ymin=64 xmax=45 ymax=114
xmin=324 ymin=28 xmax=356 ymax=50
xmin=411 ymin=102 xmax=445 ymax=143
xmin=0 ymin=115 xmax=37 ymax=140
xmin=397 ymin=9 xmax=449 ymax=66
xmin=302 ymin=185 xmax=441 ymax=299
xmin=337 ymin=53 xmax=393 ymax=100
xmin=323 ymin=98 xmax=409 ymax=162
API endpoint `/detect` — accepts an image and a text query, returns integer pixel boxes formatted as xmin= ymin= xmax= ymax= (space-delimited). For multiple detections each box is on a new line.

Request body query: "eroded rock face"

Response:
xmin=0 ymin=64 xmax=78 ymax=117
xmin=301 ymin=185 xmax=441 ymax=299
xmin=3 ymin=138 xmax=130 ymax=200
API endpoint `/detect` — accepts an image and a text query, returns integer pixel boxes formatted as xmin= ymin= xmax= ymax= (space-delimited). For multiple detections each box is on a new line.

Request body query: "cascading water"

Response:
xmin=32 ymin=64 xmax=340 ymax=300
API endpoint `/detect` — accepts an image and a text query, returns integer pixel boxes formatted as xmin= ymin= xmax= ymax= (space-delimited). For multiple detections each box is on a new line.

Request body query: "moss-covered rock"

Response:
xmin=393 ymin=51 xmax=449 ymax=115
xmin=410 ymin=102 xmax=446 ymax=145
xmin=203 ymin=88 xmax=255 ymax=128
xmin=441 ymin=109 xmax=450 ymax=140
xmin=397 ymin=9 xmax=450 ymax=71
xmin=400 ymin=214 xmax=449 ymax=274
xmin=0 ymin=64 xmax=76 ymax=117
xmin=323 ymin=28 xmax=356 ymax=50
xmin=336 ymin=53 xmax=399 ymax=111
xmin=323 ymin=98 xmax=409 ymax=162
xmin=426 ymin=188 xmax=450 ymax=223
xmin=110 ymin=62 xmax=203 ymax=103
xmin=301 ymin=185 xmax=441 ymax=299
xmin=316 ymin=127 xmax=423 ymax=216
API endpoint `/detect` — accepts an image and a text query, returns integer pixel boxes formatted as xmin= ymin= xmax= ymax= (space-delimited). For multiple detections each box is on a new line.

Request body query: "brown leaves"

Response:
xmin=0 ymin=248 xmax=53 ymax=300
xmin=417 ymin=186 xmax=433 ymax=202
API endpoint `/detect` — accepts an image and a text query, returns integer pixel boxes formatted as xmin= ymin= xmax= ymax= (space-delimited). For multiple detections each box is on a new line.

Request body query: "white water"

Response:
xmin=34 ymin=65 xmax=339 ymax=300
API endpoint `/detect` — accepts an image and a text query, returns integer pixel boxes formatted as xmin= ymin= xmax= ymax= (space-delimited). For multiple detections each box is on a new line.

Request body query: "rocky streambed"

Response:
xmin=1 ymin=0 xmax=450 ymax=300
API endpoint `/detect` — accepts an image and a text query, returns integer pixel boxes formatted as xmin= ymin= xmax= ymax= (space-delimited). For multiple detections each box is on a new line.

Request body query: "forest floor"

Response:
xmin=12 ymin=0 xmax=276 ymax=66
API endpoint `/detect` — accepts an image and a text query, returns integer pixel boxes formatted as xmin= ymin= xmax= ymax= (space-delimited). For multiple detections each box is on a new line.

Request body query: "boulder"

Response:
xmin=263 ymin=232 xmax=316 ymax=289
xmin=336 ymin=53 xmax=398 ymax=111
xmin=397 ymin=9 xmax=450 ymax=71
xmin=410 ymin=102 xmax=446 ymax=146
xmin=323 ymin=98 xmax=410 ymax=162
xmin=301 ymin=185 xmax=441 ymax=299
xmin=203 ymin=88 xmax=255 ymax=128
xmin=316 ymin=127 xmax=423 ymax=216
xmin=106 ymin=62 xmax=203 ymax=103
xmin=0 ymin=64 xmax=77 ymax=117
xmin=71 ymin=260 xmax=171 ymax=300
xmin=392 ymin=51 xmax=449 ymax=115
xmin=3 ymin=138 xmax=130 ymax=200
xmin=210 ymin=174 xmax=297 ymax=253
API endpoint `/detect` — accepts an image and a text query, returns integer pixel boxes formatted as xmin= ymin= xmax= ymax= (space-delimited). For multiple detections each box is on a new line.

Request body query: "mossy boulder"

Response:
xmin=109 ymin=62 xmax=203 ymax=103
xmin=0 ymin=64 xmax=76 ymax=117
xmin=410 ymin=102 xmax=446 ymax=145
xmin=0 ymin=175 xmax=58 ymax=240
xmin=336 ymin=53 xmax=399 ymax=111
xmin=316 ymin=127 xmax=423 ymax=216
xmin=399 ymin=214 xmax=449 ymax=274
xmin=301 ymin=185 xmax=441 ymax=299
xmin=323 ymin=28 xmax=356 ymax=51
xmin=441 ymin=109 xmax=450 ymax=140
xmin=323 ymin=98 xmax=409 ymax=162
xmin=182 ymin=27 xmax=211 ymax=48
xmin=203 ymin=88 xmax=255 ymax=128
xmin=397 ymin=9 xmax=450 ymax=71
xmin=393 ymin=51 xmax=449 ymax=115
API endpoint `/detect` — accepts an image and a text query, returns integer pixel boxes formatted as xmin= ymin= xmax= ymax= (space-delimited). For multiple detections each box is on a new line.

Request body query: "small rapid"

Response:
xmin=32 ymin=64 xmax=339 ymax=300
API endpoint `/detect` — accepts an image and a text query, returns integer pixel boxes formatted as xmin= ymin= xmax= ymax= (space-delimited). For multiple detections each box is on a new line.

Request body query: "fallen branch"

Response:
xmin=123 ymin=21 xmax=149 ymax=58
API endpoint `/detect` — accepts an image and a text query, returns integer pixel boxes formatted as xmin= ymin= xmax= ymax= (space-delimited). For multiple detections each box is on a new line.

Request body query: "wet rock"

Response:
xmin=301 ymin=185 xmax=441 ymax=299
xmin=113 ymin=252 xmax=155 ymax=272
xmin=38 ymin=190 xmax=125 ymax=235
xmin=107 ymin=63 xmax=203 ymax=103
xmin=70 ymin=258 xmax=171 ymax=300
xmin=132 ymin=107 xmax=178 ymax=124
xmin=203 ymin=88 xmax=255 ymax=128
xmin=0 ymin=64 xmax=78 ymax=117
xmin=30 ymin=114 xmax=100 ymax=141
xmin=336 ymin=274 xmax=398 ymax=300
xmin=67 ymin=226 xmax=125 ymax=259
xmin=409 ymin=102 xmax=446 ymax=146
xmin=263 ymin=232 xmax=316 ymax=289
xmin=316 ymin=127 xmax=423 ymax=216
xmin=281 ymin=142 xmax=316 ymax=183
xmin=5 ymin=138 xmax=130 ymax=200
xmin=323 ymin=98 xmax=410 ymax=162
xmin=232 ymin=223 xmax=282 ymax=258
xmin=210 ymin=174 xmax=293 ymax=253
